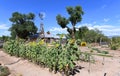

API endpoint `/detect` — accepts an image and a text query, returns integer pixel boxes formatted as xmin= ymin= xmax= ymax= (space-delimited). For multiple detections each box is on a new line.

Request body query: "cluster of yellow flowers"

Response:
xmin=28 ymin=39 xmax=45 ymax=46
xmin=28 ymin=41 xmax=37 ymax=46
xmin=37 ymin=39 xmax=45 ymax=45
xmin=69 ymin=39 xmax=75 ymax=45
xmin=55 ymin=43 xmax=60 ymax=48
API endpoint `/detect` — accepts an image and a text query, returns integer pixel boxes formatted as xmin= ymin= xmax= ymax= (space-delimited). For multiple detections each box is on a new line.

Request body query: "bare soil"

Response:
xmin=0 ymin=46 xmax=120 ymax=76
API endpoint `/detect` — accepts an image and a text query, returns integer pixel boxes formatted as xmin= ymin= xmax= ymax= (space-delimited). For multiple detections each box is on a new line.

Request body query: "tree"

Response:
xmin=84 ymin=29 xmax=98 ymax=43
xmin=56 ymin=6 xmax=84 ymax=39
xmin=0 ymin=35 xmax=10 ymax=41
xmin=9 ymin=12 xmax=38 ymax=39
xmin=76 ymin=26 xmax=89 ymax=40
xmin=84 ymin=28 xmax=109 ymax=43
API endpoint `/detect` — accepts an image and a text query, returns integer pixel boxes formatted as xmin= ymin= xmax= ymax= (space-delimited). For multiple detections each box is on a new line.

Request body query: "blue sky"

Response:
xmin=0 ymin=0 xmax=120 ymax=36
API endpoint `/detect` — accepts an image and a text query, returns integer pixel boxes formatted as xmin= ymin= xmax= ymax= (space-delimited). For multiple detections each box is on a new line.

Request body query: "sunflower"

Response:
xmin=81 ymin=42 xmax=87 ymax=46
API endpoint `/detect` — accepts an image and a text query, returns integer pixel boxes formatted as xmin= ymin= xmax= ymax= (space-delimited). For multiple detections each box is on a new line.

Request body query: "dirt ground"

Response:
xmin=0 ymin=46 xmax=120 ymax=76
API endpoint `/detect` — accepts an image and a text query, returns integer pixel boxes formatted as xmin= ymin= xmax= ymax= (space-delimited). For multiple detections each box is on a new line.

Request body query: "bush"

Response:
xmin=101 ymin=51 xmax=109 ymax=54
xmin=109 ymin=37 xmax=120 ymax=50
xmin=3 ymin=39 xmax=25 ymax=56
xmin=0 ymin=65 xmax=10 ymax=76
xmin=110 ymin=45 xmax=117 ymax=50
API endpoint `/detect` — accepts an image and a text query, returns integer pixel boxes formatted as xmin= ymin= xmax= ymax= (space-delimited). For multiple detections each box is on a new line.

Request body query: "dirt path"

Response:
xmin=0 ymin=47 xmax=120 ymax=76
xmin=0 ymin=50 xmax=61 ymax=76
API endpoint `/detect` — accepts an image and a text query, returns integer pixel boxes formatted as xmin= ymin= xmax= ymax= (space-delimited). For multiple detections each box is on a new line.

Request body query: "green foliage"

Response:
xmin=76 ymin=39 xmax=81 ymax=45
xmin=85 ymin=29 xmax=98 ymax=43
xmin=56 ymin=6 xmax=84 ymax=39
xmin=66 ymin=6 xmax=84 ymax=26
xmin=9 ymin=12 xmax=38 ymax=39
xmin=84 ymin=29 xmax=109 ymax=43
xmin=109 ymin=37 xmax=120 ymax=50
xmin=0 ymin=36 xmax=10 ymax=41
xmin=101 ymin=51 xmax=109 ymax=54
xmin=75 ymin=26 xmax=88 ymax=40
xmin=56 ymin=15 xmax=69 ymax=28
xmin=93 ymin=53 xmax=112 ymax=57
xmin=89 ymin=46 xmax=111 ymax=57
xmin=3 ymin=39 xmax=25 ymax=56
xmin=110 ymin=44 xmax=118 ymax=50
xmin=0 ymin=65 xmax=10 ymax=76
xmin=92 ymin=48 xmax=101 ymax=53
xmin=91 ymin=48 xmax=109 ymax=54
xmin=3 ymin=39 xmax=83 ymax=76
xmin=80 ymin=52 xmax=94 ymax=63
xmin=73 ymin=25 xmax=109 ymax=43
xmin=3 ymin=38 xmax=97 ymax=76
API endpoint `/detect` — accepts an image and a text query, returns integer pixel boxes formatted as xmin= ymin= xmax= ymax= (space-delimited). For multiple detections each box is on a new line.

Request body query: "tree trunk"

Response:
xmin=72 ymin=25 xmax=75 ymax=39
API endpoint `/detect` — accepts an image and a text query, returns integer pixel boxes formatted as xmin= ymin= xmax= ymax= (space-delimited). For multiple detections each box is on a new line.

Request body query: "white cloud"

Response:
xmin=77 ymin=23 xmax=120 ymax=36
xmin=0 ymin=24 xmax=10 ymax=30
xmin=50 ymin=27 xmax=66 ymax=32
xmin=103 ymin=18 xmax=110 ymax=22
xmin=50 ymin=27 xmax=67 ymax=35
xmin=49 ymin=23 xmax=120 ymax=36
xmin=47 ymin=24 xmax=120 ymax=36
xmin=0 ymin=24 xmax=10 ymax=36
xmin=0 ymin=31 xmax=10 ymax=36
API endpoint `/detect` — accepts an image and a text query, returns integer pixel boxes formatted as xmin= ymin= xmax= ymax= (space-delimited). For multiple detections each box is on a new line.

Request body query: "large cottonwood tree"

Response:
xmin=9 ymin=12 xmax=38 ymax=39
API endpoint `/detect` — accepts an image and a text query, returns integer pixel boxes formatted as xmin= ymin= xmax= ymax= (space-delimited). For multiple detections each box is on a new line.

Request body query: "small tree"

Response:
xmin=56 ymin=6 xmax=84 ymax=39
xmin=9 ymin=12 xmax=38 ymax=39
xmin=77 ymin=26 xmax=89 ymax=40
xmin=1 ymin=35 xmax=9 ymax=41
xmin=84 ymin=29 xmax=98 ymax=43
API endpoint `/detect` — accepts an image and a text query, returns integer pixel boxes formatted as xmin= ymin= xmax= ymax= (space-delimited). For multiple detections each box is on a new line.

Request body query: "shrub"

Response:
xmin=101 ymin=51 xmax=109 ymax=54
xmin=3 ymin=39 xmax=25 ymax=56
xmin=0 ymin=65 xmax=10 ymax=76
xmin=110 ymin=45 xmax=117 ymax=50
xmin=109 ymin=37 xmax=120 ymax=50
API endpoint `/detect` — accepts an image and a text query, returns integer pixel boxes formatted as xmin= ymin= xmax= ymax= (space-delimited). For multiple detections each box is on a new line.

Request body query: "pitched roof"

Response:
xmin=30 ymin=33 xmax=66 ymax=39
